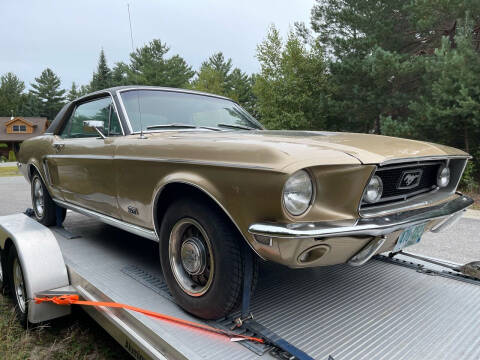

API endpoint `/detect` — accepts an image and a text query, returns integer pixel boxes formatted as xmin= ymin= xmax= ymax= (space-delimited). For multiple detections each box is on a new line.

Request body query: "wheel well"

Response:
xmin=2 ymin=238 xmax=14 ymax=284
xmin=28 ymin=164 xmax=37 ymax=181
xmin=154 ymin=183 xmax=244 ymax=242
xmin=3 ymin=238 xmax=13 ymax=255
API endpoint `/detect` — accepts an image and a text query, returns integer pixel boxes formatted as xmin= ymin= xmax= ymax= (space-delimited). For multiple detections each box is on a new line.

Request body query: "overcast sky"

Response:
xmin=0 ymin=0 xmax=314 ymax=91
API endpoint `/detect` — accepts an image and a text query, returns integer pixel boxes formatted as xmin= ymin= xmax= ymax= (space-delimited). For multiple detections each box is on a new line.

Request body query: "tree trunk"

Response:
xmin=374 ymin=116 xmax=381 ymax=134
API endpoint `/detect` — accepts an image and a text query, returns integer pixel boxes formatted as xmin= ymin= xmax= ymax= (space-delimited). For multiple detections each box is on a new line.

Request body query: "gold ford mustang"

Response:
xmin=17 ymin=86 xmax=474 ymax=319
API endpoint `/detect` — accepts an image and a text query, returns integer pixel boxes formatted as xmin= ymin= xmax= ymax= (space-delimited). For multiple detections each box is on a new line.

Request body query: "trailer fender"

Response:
xmin=0 ymin=214 xmax=70 ymax=323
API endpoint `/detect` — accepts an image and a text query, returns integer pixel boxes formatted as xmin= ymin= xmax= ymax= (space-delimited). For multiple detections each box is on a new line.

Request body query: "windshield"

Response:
xmin=120 ymin=90 xmax=262 ymax=132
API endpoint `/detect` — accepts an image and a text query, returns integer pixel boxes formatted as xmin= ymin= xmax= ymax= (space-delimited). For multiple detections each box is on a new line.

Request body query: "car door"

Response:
xmin=46 ymin=96 xmax=123 ymax=217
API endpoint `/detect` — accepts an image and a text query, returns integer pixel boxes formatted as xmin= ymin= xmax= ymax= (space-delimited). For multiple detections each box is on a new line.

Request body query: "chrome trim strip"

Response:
xmin=27 ymin=162 xmax=47 ymax=184
xmin=363 ymin=185 xmax=437 ymax=206
xmin=379 ymin=155 xmax=470 ymax=166
xmin=116 ymin=90 xmax=133 ymax=133
xmin=375 ymin=160 xmax=444 ymax=171
xmin=44 ymin=154 xmax=274 ymax=171
xmin=115 ymin=155 xmax=274 ymax=171
xmin=248 ymin=195 xmax=473 ymax=239
xmin=151 ymin=180 xmax=265 ymax=260
xmin=45 ymin=154 xmax=114 ymax=160
xmin=53 ymin=199 xmax=158 ymax=241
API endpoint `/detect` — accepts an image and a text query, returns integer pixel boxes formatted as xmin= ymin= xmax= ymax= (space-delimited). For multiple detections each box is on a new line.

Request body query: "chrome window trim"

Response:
xmin=53 ymin=198 xmax=158 ymax=241
xmin=452 ymin=158 xmax=469 ymax=191
xmin=59 ymin=92 xmax=125 ymax=137
xmin=115 ymin=87 xmax=264 ymax=135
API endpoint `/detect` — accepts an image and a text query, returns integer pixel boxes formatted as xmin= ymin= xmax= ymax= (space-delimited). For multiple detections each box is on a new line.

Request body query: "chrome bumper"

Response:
xmin=248 ymin=195 xmax=474 ymax=239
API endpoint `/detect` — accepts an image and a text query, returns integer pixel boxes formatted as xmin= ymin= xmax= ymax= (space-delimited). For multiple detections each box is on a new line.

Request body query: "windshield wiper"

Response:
xmin=216 ymin=123 xmax=256 ymax=131
xmin=146 ymin=123 xmax=197 ymax=130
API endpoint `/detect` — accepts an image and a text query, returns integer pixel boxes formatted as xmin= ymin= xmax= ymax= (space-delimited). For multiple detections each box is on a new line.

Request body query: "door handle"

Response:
xmin=53 ymin=143 xmax=65 ymax=152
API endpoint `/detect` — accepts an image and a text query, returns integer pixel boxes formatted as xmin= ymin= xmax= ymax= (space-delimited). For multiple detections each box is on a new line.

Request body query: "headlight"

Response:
xmin=283 ymin=170 xmax=314 ymax=216
xmin=363 ymin=175 xmax=383 ymax=204
xmin=437 ymin=166 xmax=450 ymax=188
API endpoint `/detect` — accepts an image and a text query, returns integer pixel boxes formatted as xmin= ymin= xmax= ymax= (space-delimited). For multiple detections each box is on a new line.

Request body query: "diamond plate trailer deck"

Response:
xmin=2 ymin=212 xmax=480 ymax=360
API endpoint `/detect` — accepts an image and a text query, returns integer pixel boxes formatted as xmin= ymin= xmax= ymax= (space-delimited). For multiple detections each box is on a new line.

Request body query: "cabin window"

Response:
xmin=12 ymin=125 xmax=27 ymax=132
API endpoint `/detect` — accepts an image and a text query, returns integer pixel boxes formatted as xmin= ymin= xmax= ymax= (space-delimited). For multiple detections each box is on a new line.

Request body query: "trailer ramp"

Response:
xmin=55 ymin=214 xmax=480 ymax=360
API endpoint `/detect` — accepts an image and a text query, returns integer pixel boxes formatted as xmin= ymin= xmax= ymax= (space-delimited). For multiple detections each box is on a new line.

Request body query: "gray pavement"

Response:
xmin=0 ymin=175 xmax=479 ymax=264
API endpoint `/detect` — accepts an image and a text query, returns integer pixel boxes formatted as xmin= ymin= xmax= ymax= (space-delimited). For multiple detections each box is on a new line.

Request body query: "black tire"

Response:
xmin=31 ymin=172 xmax=65 ymax=226
xmin=0 ymin=249 xmax=8 ymax=294
xmin=7 ymin=246 xmax=28 ymax=327
xmin=159 ymin=198 xmax=257 ymax=320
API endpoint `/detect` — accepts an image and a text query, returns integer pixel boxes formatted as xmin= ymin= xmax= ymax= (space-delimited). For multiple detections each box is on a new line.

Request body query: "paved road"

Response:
xmin=0 ymin=176 xmax=479 ymax=264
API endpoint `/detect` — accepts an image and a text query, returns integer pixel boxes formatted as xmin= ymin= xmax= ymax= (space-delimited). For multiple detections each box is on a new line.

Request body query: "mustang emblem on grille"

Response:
xmin=397 ymin=169 xmax=423 ymax=189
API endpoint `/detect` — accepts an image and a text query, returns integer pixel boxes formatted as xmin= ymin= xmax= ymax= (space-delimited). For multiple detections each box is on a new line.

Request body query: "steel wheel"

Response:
xmin=13 ymin=258 xmax=26 ymax=313
xmin=169 ymin=218 xmax=214 ymax=296
xmin=33 ymin=177 xmax=44 ymax=218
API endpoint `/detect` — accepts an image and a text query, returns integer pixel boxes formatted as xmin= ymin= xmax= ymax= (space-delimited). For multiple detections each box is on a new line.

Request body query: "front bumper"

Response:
xmin=248 ymin=194 xmax=473 ymax=267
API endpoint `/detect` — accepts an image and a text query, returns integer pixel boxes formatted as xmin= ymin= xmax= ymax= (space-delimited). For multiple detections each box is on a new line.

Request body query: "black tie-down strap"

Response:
xmin=244 ymin=319 xmax=315 ymax=360
xmin=238 ymin=248 xmax=315 ymax=360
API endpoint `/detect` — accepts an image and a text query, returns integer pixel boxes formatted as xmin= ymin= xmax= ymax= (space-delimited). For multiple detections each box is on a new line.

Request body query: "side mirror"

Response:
xmin=83 ymin=120 xmax=106 ymax=139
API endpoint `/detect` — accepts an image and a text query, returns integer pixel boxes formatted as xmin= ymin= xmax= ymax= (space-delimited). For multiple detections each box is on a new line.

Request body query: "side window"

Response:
xmin=61 ymin=97 xmax=112 ymax=138
xmin=108 ymin=107 xmax=122 ymax=136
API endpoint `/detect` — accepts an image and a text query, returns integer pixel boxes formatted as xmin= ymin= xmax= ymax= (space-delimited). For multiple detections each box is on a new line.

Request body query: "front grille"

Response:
xmin=361 ymin=162 xmax=443 ymax=208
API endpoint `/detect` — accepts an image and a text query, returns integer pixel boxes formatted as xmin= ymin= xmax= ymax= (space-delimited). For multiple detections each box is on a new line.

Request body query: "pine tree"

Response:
xmin=29 ymin=68 xmax=66 ymax=120
xmin=90 ymin=49 xmax=112 ymax=91
xmin=127 ymin=39 xmax=194 ymax=87
xmin=191 ymin=52 xmax=255 ymax=113
xmin=111 ymin=62 xmax=130 ymax=86
xmin=0 ymin=72 xmax=25 ymax=116
xmin=67 ymin=82 xmax=80 ymax=101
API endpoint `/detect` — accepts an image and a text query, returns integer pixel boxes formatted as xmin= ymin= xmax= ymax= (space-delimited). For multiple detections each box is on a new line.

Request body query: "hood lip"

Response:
xmin=377 ymin=154 xmax=472 ymax=166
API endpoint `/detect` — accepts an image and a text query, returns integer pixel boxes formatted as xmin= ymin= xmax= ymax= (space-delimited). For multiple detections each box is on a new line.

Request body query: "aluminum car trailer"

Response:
xmin=1 ymin=211 xmax=480 ymax=360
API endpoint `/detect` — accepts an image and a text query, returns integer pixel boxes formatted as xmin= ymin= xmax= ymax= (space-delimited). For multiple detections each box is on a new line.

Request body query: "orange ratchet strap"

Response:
xmin=34 ymin=295 xmax=264 ymax=344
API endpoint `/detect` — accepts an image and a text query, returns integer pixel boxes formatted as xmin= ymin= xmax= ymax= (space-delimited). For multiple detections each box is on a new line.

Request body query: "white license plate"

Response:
xmin=393 ymin=223 xmax=426 ymax=252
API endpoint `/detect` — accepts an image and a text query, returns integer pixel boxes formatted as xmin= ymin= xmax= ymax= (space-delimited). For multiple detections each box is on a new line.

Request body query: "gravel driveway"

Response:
xmin=0 ymin=175 xmax=479 ymax=264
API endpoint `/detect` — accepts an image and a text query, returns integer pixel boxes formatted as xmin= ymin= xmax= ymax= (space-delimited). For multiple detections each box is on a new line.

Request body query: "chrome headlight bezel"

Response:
xmin=282 ymin=170 xmax=314 ymax=216
xmin=437 ymin=165 xmax=451 ymax=188
xmin=363 ymin=175 xmax=384 ymax=204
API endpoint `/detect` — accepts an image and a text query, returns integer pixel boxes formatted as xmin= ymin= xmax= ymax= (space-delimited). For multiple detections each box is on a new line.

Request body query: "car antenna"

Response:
xmin=127 ymin=3 xmax=145 ymax=139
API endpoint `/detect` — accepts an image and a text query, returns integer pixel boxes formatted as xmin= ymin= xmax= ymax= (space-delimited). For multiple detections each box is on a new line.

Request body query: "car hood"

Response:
xmin=248 ymin=130 xmax=468 ymax=164
xmin=142 ymin=130 xmax=468 ymax=172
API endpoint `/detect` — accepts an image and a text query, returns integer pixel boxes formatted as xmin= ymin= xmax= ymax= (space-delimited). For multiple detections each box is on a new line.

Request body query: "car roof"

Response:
xmin=78 ymin=85 xmax=233 ymax=102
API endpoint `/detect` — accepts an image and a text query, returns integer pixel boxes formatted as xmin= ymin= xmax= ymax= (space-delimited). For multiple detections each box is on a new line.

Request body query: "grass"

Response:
xmin=0 ymin=293 xmax=130 ymax=360
xmin=0 ymin=167 xmax=20 ymax=177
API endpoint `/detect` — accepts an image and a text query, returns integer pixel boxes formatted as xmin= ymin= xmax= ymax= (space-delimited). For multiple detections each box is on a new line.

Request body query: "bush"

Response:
xmin=0 ymin=156 xmax=6 ymax=163
xmin=459 ymin=159 xmax=479 ymax=193
xmin=7 ymin=150 xmax=16 ymax=162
